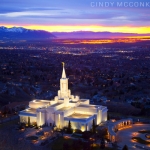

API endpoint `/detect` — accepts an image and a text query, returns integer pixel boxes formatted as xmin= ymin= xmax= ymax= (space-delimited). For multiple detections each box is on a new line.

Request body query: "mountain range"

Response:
xmin=0 ymin=26 xmax=150 ymax=40
xmin=0 ymin=26 xmax=55 ymax=40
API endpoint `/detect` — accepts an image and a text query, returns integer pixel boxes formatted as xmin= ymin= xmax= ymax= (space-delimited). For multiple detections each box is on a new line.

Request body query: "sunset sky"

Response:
xmin=1 ymin=0 xmax=150 ymax=33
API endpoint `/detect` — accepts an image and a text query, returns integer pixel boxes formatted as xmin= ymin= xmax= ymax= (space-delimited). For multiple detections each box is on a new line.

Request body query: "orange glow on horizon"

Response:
xmin=127 ymin=36 xmax=150 ymax=39
xmin=53 ymin=38 xmax=150 ymax=44
xmin=1 ymin=24 xmax=150 ymax=34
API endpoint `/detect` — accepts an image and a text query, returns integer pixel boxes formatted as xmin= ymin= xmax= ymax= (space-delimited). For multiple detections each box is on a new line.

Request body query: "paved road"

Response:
xmin=116 ymin=124 xmax=150 ymax=150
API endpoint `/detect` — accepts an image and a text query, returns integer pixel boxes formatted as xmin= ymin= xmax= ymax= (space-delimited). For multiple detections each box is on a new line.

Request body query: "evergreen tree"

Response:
xmin=100 ymin=138 xmax=105 ymax=149
xmin=122 ymin=145 xmax=128 ymax=150
xmin=68 ymin=120 xmax=71 ymax=129
xmin=28 ymin=116 xmax=30 ymax=126
xmin=92 ymin=119 xmax=96 ymax=133
xmin=67 ymin=120 xmax=72 ymax=133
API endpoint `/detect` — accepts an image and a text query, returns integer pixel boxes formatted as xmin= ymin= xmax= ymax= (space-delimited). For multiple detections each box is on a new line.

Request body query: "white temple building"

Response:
xmin=19 ymin=63 xmax=108 ymax=131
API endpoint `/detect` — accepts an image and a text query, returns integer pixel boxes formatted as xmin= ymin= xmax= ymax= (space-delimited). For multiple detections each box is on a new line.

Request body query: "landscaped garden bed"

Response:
xmin=26 ymin=136 xmax=38 ymax=140
xmin=138 ymin=130 xmax=150 ymax=134
xmin=132 ymin=137 xmax=150 ymax=145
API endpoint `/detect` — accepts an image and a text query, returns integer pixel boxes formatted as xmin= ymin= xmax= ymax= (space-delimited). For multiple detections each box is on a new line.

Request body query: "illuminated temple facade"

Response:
xmin=19 ymin=64 xmax=108 ymax=131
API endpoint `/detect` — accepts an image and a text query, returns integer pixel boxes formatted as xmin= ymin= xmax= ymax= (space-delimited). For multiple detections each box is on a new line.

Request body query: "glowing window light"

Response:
xmin=59 ymin=114 xmax=60 ymax=128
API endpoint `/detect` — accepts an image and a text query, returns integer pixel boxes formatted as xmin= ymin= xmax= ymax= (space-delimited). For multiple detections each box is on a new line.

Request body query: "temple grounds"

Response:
xmin=116 ymin=124 xmax=150 ymax=150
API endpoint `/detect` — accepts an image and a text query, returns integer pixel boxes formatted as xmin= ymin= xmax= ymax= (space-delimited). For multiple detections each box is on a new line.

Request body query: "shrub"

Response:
xmin=82 ymin=131 xmax=92 ymax=140
xmin=75 ymin=129 xmax=82 ymax=134
xmin=122 ymin=145 xmax=128 ymax=150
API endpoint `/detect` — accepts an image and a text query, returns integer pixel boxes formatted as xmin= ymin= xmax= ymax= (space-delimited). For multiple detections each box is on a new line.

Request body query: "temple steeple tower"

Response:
xmin=58 ymin=62 xmax=71 ymax=100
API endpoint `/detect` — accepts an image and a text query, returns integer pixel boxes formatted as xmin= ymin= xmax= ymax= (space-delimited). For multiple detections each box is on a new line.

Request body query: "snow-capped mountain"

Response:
xmin=0 ymin=26 xmax=56 ymax=40
xmin=0 ymin=26 xmax=30 ymax=33
xmin=6 ymin=27 xmax=26 ymax=33
xmin=0 ymin=26 xmax=7 ymax=31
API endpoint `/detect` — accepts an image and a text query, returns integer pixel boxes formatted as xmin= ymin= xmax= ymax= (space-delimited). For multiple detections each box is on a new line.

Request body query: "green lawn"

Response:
xmin=0 ymin=118 xmax=19 ymax=129
xmin=100 ymin=148 xmax=116 ymax=150
xmin=48 ymin=137 xmax=73 ymax=150
xmin=47 ymin=137 xmax=117 ymax=150
xmin=92 ymin=146 xmax=117 ymax=150
xmin=71 ymin=133 xmax=82 ymax=138
xmin=109 ymin=112 xmax=150 ymax=119
xmin=138 ymin=130 xmax=150 ymax=134
xmin=132 ymin=137 xmax=150 ymax=145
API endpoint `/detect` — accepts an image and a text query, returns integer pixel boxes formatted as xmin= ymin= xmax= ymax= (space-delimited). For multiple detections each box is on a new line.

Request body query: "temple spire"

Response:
xmin=62 ymin=62 xmax=66 ymax=78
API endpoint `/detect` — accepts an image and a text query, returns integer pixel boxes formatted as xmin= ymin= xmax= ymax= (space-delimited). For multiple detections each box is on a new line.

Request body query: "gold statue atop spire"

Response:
xmin=62 ymin=62 xmax=65 ymax=67
xmin=61 ymin=62 xmax=66 ymax=78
